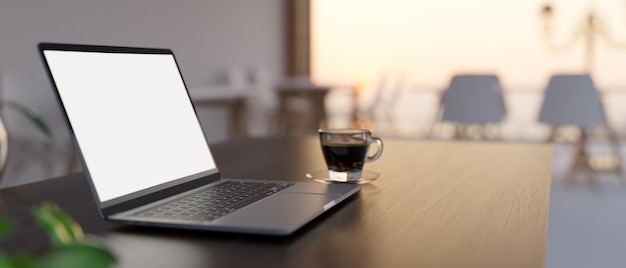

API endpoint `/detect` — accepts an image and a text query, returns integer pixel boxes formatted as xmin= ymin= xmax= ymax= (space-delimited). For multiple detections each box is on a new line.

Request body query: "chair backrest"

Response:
xmin=538 ymin=74 xmax=605 ymax=128
xmin=440 ymin=74 xmax=506 ymax=124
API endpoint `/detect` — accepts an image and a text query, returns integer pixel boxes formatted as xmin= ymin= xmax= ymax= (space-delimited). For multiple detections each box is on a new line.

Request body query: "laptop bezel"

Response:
xmin=38 ymin=43 xmax=221 ymax=218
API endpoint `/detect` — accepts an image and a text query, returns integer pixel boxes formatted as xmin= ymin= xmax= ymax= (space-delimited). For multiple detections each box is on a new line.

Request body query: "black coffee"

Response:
xmin=321 ymin=142 xmax=369 ymax=172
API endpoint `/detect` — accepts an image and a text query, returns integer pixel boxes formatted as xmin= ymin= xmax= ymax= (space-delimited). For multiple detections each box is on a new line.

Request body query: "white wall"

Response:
xmin=0 ymin=0 xmax=285 ymax=185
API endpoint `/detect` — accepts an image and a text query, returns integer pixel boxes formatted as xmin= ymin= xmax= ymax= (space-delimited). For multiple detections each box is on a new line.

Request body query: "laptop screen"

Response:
xmin=42 ymin=49 xmax=217 ymax=202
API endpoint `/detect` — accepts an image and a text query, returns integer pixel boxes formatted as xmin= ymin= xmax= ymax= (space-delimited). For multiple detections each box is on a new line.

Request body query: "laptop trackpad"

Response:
xmin=212 ymin=192 xmax=337 ymax=234
xmin=282 ymin=182 xmax=358 ymax=196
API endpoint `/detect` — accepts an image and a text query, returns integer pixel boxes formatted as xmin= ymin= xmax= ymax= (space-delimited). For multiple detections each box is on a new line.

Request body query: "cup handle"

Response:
xmin=366 ymin=137 xmax=383 ymax=162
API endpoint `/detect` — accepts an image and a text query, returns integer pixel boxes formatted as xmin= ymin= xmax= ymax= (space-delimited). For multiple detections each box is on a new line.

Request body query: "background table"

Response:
xmin=0 ymin=137 xmax=552 ymax=268
xmin=188 ymin=87 xmax=249 ymax=138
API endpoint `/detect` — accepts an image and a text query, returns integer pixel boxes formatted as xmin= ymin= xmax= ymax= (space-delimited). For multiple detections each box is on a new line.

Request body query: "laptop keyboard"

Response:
xmin=133 ymin=181 xmax=294 ymax=222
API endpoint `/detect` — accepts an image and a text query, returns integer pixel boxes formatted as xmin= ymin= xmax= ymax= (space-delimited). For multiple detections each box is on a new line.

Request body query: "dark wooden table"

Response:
xmin=0 ymin=137 xmax=552 ymax=268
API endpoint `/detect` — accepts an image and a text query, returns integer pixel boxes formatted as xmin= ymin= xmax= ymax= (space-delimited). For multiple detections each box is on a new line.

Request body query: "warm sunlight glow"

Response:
xmin=312 ymin=0 xmax=626 ymax=90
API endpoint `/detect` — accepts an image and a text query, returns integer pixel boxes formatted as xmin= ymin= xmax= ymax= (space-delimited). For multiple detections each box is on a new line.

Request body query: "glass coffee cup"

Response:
xmin=318 ymin=128 xmax=383 ymax=182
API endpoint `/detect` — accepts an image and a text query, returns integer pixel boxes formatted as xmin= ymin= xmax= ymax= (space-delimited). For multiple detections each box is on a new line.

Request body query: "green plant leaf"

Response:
xmin=32 ymin=202 xmax=83 ymax=247
xmin=1 ymin=100 xmax=53 ymax=138
xmin=0 ymin=216 xmax=15 ymax=241
xmin=0 ymin=252 xmax=37 ymax=268
xmin=0 ymin=252 xmax=14 ymax=268
xmin=38 ymin=243 xmax=116 ymax=268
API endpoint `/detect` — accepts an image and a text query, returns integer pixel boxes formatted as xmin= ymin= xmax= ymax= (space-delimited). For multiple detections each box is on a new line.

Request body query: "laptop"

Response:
xmin=38 ymin=43 xmax=360 ymax=236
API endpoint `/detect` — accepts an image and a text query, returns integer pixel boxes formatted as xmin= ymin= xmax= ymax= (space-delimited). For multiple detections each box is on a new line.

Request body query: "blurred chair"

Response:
xmin=357 ymin=74 xmax=405 ymax=134
xmin=246 ymin=68 xmax=278 ymax=136
xmin=538 ymin=74 xmax=623 ymax=183
xmin=276 ymin=77 xmax=330 ymax=135
xmin=354 ymin=74 xmax=390 ymax=130
xmin=436 ymin=74 xmax=506 ymax=139
xmin=539 ymin=74 xmax=605 ymax=129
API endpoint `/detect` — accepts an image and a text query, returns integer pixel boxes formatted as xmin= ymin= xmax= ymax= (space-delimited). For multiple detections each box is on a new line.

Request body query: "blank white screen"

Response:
xmin=44 ymin=50 xmax=216 ymax=202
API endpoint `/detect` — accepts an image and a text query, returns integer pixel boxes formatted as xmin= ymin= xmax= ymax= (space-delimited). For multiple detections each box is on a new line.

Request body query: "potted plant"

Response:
xmin=0 ymin=101 xmax=116 ymax=268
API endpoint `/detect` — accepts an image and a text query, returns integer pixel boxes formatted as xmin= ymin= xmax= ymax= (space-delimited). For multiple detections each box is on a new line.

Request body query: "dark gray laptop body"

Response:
xmin=38 ymin=43 xmax=359 ymax=236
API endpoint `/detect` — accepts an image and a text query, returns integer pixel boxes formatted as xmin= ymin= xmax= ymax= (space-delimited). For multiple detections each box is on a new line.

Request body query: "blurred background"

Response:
xmin=0 ymin=0 xmax=626 ymax=186
xmin=1 ymin=0 xmax=626 ymax=265
xmin=6 ymin=0 xmax=622 ymax=181
xmin=314 ymin=0 xmax=626 ymax=133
